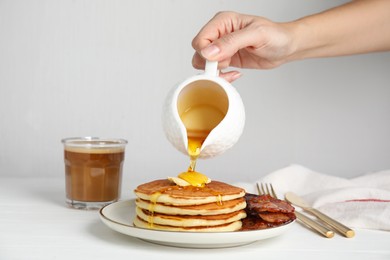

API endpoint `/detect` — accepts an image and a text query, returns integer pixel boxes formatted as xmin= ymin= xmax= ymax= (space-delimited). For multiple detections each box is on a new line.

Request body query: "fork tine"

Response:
xmin=269 ymin=184 xmax=278 ymax=199
xmin=256 ymin=183 xmax=262 ymax=195
xmin=262 ymin=183 xmax=267 ymax=195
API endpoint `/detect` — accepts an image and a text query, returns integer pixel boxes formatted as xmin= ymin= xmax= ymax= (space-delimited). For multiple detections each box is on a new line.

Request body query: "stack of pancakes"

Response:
xmin=133 ymin=179 xmax=247 ymax=232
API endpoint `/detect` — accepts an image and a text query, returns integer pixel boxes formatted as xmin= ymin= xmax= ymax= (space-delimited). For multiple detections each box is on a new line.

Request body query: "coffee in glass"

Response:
xmin=61 ymin=137 xmax=127 ymax=210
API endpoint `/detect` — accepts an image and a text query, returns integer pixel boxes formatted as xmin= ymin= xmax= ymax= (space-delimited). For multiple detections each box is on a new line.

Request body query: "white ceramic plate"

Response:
xmin=99 ymin=199 xmax=295 ymax=248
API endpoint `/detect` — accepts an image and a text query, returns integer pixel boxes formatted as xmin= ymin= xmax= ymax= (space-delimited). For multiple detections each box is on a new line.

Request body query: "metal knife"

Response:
xmin=285 ymin=192 xmax=355 ymax=238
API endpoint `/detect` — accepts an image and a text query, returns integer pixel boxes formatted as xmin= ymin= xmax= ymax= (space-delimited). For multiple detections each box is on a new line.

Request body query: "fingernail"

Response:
xmin=201 ymin=44 xmax=220 ymax=58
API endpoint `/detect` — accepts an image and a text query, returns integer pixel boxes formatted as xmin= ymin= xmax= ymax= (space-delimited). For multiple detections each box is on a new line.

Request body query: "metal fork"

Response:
xmin=257 ymin=183 xmax=334 ymax=238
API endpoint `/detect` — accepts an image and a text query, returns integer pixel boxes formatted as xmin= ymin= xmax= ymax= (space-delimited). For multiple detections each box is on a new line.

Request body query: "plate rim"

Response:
xmin=99 ymin=199 xmax=295 ymax=248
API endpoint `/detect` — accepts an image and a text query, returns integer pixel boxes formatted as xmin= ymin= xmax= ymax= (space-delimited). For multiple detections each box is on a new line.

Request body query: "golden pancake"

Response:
xmin=134 ymin=179 xmax=246 ymax=206
xmin=133 ymin=216 xmax=243 ymax=232
xmin=135 ymin=197 xmax=246 ymax=215
xmin=136 ymin=207 xmax=247 ymax=227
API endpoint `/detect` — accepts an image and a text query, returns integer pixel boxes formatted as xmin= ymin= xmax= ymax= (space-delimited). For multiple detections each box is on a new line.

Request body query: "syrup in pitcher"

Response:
xmin=181 ymin=104 xmax=226 ymax=172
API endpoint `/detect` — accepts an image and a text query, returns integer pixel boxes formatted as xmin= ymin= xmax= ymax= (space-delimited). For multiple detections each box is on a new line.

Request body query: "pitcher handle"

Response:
xmin=204 ymin=60 xmax=219 ymax=77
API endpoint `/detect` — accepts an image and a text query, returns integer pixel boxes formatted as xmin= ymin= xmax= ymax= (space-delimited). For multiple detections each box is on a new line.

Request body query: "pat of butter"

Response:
xmin=178 ymin=171 xmax=211 ymax=187
xmin=168 ymin=176 xmax=191 ymax=186
xmin=168 ymin=174 xmax=211 ymax=187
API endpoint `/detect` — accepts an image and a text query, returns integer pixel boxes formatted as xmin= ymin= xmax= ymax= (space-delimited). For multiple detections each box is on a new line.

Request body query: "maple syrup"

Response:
xmin=147 ymin=191 xmax=162 ymax=227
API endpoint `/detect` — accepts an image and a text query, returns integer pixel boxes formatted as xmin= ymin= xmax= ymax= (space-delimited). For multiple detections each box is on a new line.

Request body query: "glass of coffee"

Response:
xmin=61 ymin=137 xmax=127 ymax=210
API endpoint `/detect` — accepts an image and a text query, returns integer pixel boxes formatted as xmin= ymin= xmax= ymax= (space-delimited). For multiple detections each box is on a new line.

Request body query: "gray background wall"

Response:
xmin=1 ymin=0 xmax=389 ymax=187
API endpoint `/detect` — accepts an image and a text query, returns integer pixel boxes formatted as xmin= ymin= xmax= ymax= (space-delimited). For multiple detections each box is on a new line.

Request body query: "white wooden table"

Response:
xmin=1 ymin=177 xmax=389 ymax=260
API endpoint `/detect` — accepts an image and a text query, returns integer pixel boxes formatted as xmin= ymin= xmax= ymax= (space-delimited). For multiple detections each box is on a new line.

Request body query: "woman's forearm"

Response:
xmin=288 ymin=0 xmax=390 ymax=61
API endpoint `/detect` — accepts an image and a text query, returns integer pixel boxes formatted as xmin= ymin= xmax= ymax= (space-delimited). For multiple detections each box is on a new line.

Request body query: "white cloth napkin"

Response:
xmin=238 ymin=164 xmax=390 ymax=231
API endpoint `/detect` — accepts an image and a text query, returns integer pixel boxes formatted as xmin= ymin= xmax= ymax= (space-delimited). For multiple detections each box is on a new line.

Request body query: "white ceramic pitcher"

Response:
xmin=162 ymin=61 xmax=245 ymax=159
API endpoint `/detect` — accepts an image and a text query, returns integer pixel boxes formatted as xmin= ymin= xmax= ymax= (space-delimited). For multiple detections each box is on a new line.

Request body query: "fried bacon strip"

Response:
xmin=241 ymin=193 xmax=296 ymax=231
xmin=245 ymin=193 xmax=295 ymax=213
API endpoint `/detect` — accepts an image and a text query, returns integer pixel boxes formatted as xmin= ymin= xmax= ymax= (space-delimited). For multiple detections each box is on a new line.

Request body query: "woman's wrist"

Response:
xmin=280 ymin=20 xmax=311 ymax=63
